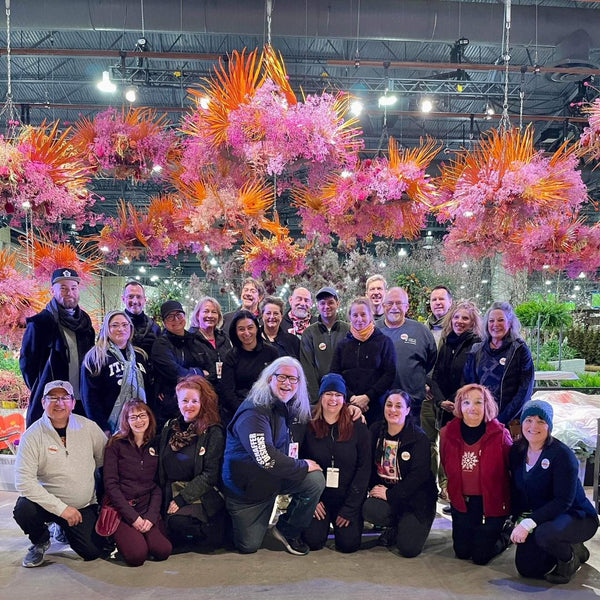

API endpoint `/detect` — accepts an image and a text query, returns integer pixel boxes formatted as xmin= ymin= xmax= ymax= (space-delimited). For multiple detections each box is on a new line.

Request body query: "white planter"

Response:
xmin=0 ymin=454 xmax=16 ymax=492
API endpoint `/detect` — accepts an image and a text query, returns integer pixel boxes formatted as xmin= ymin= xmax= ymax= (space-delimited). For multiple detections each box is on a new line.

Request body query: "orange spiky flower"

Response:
xmin=188 ymin=48 xmax=264 ymax=146
xmin=28 ymin=233 xmax=101 ymax=287
xmin=262 ymin=45 xmax=297 ymax=106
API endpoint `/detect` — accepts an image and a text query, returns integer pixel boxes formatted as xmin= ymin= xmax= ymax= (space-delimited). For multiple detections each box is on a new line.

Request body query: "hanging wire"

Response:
xmin=0 ymin=0 xmax=19 ymax=134
xmin=266 ymin=0 xmax=273 ymax=46
xmin=519 ymin=66 xmax=525 ymax=130
xmin=140 ymin=0 xmax=145 ymax=38
xmin=354 ymin=0 xmax=361 ymax=66
xmin=499 ymin=0 xmax=512 ymax=133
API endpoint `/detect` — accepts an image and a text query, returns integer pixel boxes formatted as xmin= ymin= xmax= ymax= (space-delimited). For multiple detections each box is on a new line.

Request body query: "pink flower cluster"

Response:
xmin=243 ymin=235 xmax=307 ymax=283
xmin=0 ymin=133 xmax=97 ymax=231
xmin=298 ymin=151 xmax=438 ymax=246
xmin=76 ymin=108 xmax=174 ymax=181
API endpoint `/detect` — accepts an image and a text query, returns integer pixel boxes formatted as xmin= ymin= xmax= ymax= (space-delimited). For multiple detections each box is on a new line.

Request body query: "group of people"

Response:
xmin=13 ymin=268 xmax=597 ymax=585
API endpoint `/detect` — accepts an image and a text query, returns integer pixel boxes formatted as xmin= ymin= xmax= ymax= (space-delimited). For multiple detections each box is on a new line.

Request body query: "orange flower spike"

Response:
xmin=238 ymin=180 xmax=275 ymax=218
xmin=290 ymin=186 xmax=326 ymax=213
xmin=262 ymin=45 xmax=297 ymax=106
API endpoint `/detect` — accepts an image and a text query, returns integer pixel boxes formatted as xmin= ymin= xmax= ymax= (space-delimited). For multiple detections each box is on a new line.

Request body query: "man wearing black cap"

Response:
xmin=300 ymin=287 xmax=350 ymax=404
xmin=151 ymin=300 xmax=211 ymax=426
xmin=20 ymin=268 xmax=95 ymax=427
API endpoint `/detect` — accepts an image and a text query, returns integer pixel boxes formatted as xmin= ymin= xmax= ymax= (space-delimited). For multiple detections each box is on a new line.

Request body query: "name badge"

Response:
xmin=215 ymin=361 xmax=223 ymax=379
xmin=326 ymin=467 xmax=340 ymax=488
xmin=288 ymin=442 xmax=299 ymax=459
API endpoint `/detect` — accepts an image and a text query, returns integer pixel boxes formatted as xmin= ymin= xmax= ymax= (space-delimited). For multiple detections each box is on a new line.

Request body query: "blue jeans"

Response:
xmin=226 ymin=471 xmax=325 ymax=554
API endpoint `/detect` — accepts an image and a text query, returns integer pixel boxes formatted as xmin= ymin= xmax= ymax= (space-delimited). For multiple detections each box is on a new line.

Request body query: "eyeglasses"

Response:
xmin=383 ymin=301 xmax=409 ymax=307
xmin=128 ymin=413 xmax=149 ymax=422
xmin=274 ymin=374 xmax=299 ymax=384
xmin=165 ymin=312 xmax=186 ymax=322
xmin=109 ymin=321 xmax=131 ymax=330
xmin=44 ymin=395 xmax=73 ymax=404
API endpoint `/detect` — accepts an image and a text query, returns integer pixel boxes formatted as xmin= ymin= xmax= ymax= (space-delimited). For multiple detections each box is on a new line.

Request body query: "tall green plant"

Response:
xmin=515 ymin=294 xmax=573 ymax=330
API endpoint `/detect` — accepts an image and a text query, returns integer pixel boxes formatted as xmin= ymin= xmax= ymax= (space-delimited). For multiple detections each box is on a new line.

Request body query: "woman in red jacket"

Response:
xmin=440 ymin=383 xmax=512 ymax=565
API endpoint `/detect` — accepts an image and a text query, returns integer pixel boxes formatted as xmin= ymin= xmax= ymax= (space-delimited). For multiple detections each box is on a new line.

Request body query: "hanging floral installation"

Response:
xmin=91 ymin=195 xmax=192 ymax=265
xmin=71 ymin=107 xmax=175 ymax=181
xmin=240 ymin=213 xmax=308 ymax=283
xmin=293 ymin=137 xmax=440 ymax=247
xmin=180 ymin=46 xmax=362 ymax=192
xmin=437 ymin=126 xmax=589 ymax=275
xmin=0 ymin=248 xmax=45 ymax=350
xmin=579 ymin=97 xmax=600 ymax=164
xmin=0 ymin=122 xmax=97 ymax=229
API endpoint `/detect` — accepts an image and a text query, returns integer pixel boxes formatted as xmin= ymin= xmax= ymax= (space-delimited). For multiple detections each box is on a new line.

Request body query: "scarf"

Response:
xmin=46 ymin=298 xmax=93 ymax=362
xmin=289 ymin=312 xmax=312 ymax=336
xmin=107 ymin=341 xmax=146 ymax=433
xmin=351 ymin=321 xmax=375 ymax=342
xmin=427 ymin=314 xmax=445 ymax=331
xmin=169 ymin=417 xmax=199 ymax=451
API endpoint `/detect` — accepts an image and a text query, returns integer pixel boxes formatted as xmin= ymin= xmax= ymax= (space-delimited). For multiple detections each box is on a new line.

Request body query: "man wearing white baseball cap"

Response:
xmin=13 ymin=380 xmax=107 ymax=567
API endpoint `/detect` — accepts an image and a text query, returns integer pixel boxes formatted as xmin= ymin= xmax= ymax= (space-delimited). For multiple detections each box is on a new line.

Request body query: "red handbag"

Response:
xmin=95 ymin=498 xmax=121 ymax=537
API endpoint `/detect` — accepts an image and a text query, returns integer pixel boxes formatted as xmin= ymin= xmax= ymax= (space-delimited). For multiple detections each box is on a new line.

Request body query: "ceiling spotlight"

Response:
xmin=340 ymin=170 xmax=353 ymax=178
xmin=378 ymin=94 xmax=397 ymax=107
xmin=350 ymin=100 xmax=364 ymax=116
xmin=122 ymin=257 xmax=131 ymax=264
xmin=150 ymin=275 xmax=159 ymax=282
xmin=398 ymin=248 xmax=407 ymax=257
xmin=420 ymin=98 xmax=433 ymax=113
xmin=99 ymin=245 xmax=110 ymax=253
xmin=125 ymin=87 xmax=137 ymax=103
xmin=139 ymin=266 xmax=146 ymax=273
xmin=485 ymin=103 xmax=495 ymax=119
xmin=199 ymin=96 xmax=210 ymax=110
xmin=209 ymin=257 xmax=218 ymax=266
xmin=97 ymin=70 xmax=116 ymax=93
xmin=152 ymin=164 xmax=163 ymax=173
xmin=578 ymin=272 xmax=586 ymax=279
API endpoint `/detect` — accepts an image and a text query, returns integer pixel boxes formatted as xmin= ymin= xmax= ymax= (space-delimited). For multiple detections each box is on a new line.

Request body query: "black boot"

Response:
xmin=545 ymin=553 xmax=581 ymax=584
xmin=572 ymin=542 xmax=590 ymax=564
xmin=377 ymin=527 xmax=397 ymax=547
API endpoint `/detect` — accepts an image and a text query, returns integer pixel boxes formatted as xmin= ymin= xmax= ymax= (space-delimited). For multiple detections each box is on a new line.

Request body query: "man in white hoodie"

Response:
xmin=13 ymin=380 xmax=107 ymax=567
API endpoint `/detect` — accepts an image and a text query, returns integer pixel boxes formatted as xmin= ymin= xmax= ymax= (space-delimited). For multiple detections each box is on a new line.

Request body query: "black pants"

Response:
xmin=302 ymin=497 xmax=363 ymax=553
xmin=13 ymin=496 xmax=104 ymax=561
xmin=166 ymin=511 xmax=226 ymax=549
xmin=450 ymin=496 xmax=507 ymax=565
xmin=515 ymin=513 xmax=599 ymax=579
xmin=362 ymin=496 xmax=435 ymax=558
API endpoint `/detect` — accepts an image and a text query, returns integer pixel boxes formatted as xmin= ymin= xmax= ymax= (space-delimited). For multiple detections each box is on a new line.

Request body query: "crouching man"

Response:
xmin=13 ymin=380 xmax=107 ymax=567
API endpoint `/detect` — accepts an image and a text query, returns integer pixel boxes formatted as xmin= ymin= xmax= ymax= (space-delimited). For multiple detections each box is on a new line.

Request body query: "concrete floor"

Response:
xmin=0 ymin=490 xmax=599 ymax=600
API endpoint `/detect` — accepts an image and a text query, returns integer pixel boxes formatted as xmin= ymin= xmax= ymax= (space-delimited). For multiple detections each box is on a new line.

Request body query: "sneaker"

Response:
xmin=270 ymin=526 xmax=310 ymax=556
xmin=442 ymin=505 xmax=452 ymax=515
xmin=50 ymin=522 xmax=67 ymax=543
xmin=22 ymin=540 xmax=50 ymax=568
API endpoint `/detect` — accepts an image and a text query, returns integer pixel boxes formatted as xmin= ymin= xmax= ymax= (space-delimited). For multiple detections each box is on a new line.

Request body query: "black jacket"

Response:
xmin=432 ymin=330 xmax=481 ymax=427
xmin=188 ymin=328 xmax=232 ymax=388
xmin=157 ymin=420 xmax=225 ymax=518
xmin=330 ymin=328 xmax=397 ymax=423
xmin=464 ymin=338 xmax=534 ymax=425
xmin=20 ymin=307 xmax=95 ymax=427
xmin=262 ymin=329 xmax=300 ymax=359
xmin=302 ymin=419 xmax=371 ymax=521
xmin=151 ymin=330 xmax=212 ymax=422
xmin=220 ymin=342 xmax=279 ymax=424
xmin=125 ymin=310 xmax=161 ymax=357
xmin=369 ymin=419 xmax=437 ymax=519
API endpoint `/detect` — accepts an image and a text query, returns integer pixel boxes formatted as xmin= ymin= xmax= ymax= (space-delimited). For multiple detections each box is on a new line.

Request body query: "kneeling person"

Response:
xmin=14 ymin=380 xmax=107 ymax=567
xmin=223 ymin=357 xmax=325 ymax=555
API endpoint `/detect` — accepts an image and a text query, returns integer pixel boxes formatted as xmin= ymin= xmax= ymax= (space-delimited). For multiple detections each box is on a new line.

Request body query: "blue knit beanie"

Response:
xmin=319 ymin=373 xmax=347 ymax=398
xmin=520 ymin=399 xmax=553 ymax=432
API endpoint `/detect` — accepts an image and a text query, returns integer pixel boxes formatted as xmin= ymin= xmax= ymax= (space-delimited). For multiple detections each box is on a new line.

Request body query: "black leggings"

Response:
xmin=450 ymin=496 xmax=508 ymax=565
xmin=515 ymin=513 xmax=598 ymax=579
xmin=362 ymin=496 xmax=435 ymax=558
xmin=302 ymin=498 xmax=363 ymax=553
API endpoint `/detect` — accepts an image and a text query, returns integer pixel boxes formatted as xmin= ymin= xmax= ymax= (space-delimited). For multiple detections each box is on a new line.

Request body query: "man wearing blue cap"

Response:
xmin=20 ymin=268 xmax=95 ymax=427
